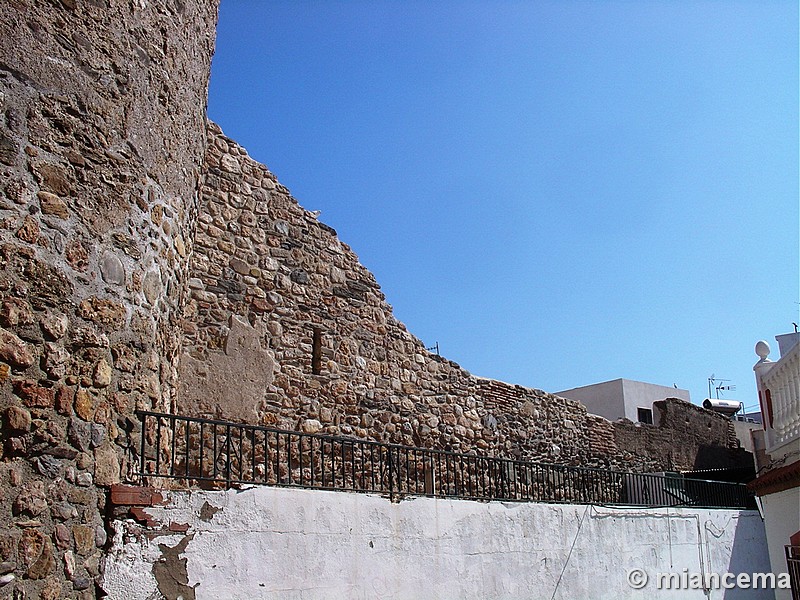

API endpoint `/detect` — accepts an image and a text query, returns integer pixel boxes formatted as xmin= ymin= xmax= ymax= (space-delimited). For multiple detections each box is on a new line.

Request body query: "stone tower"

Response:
xmin=0 ymin=0 xmax=219 ymax=596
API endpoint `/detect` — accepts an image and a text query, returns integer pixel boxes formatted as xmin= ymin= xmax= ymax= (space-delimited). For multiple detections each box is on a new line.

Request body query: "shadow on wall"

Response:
xmin=722 ymin=512 xmax=775 ymax=600
xmin=693 ymin=445 xmax=756 ymax=483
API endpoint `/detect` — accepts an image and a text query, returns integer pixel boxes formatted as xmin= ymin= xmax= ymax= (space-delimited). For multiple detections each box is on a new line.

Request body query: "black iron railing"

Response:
xmin=135 ymin=411 xmax=753 ymax=509
xmin=787 ymin=546 xmax=800 ymax=600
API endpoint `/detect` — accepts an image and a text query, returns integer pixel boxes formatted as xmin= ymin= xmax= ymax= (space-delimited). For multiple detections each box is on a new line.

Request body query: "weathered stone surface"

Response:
xmin=33 ymin=163 xmax=71 ymax=197
xmin=0 ymin=298 xmax=34 ymax=327
xmin=43 ymin=342 xmax=70 ymax=380
xmin=63 ymin=550 xmax=76 ymax=580
xmin=0 ymin=328 xmax=34 ymax=369
xmin=0 ymin=129 xmax=17 ymax=165
xmin=72 ymin=525 xmax=94 ymax=556
xmin=93 ymin=358 xmax=112 ymax=387
xmin=16 ymin=215 xmax=40 ymax=243
xmin=0 ymin=0 xmax=220 ymax=590
xmin=54 ymin=523 xmax=71 ymax=550
xmin=182 ymin=127 xmax=754 ymax=480
xmin=95 ymin=525 xmax=107 ymax=549
xmin=65 ymin=239 xmax=89 ymax=272
xmin=13 ymin=380 xmax=55 ymax=408
xmin=36 ymin=455 xmax=62 ymax=479
xmin=74 ymin=390 xmax=95 ymax=421
xmin=301 ymin=419 xmax=322 ymax=434
xmin=72 ymin=575 xmax=91 ymax=590
xmin=76 ymin=452 xmax=93 ymax=470
xmin=46 ymin=446 xmax=77 ymax=460
xmin=38 ymin=192 xmax=69 ymax=219
xmin=90 ymin=423 xmax=106 ymax=448
xmin=177 ymin=316 xmax=275 ymax=422
xmin=13 ymin=481 xmax=48 ymax=516
xmin=77 ymin=297 xmax=126 ymax=330
xmin=54 ymin=386 xmax=73 ymax=415
xmin=142 ymin=271 xmax=162 ymax=305
xmin=26 ymin=259 xmax=74 ymax=308
xmin=40 ymin=577 xmax=62 ymax=600
xmin=5 ymin=406 xmax=32 ymax=431
xmin=41 ymin=312 xmax=69 ymax=340
xmin=99 ymin=252 xmax=125 ymax=285
xmin=230 ymin=258 xmax=250 ymax=275
xmin=52 ymin=502 xmax=78 ymax=521
xmin=19 ymin=529 xmax=55 ymax=579
xmin=220 ymin=154 xmax=241 ymax=173
xmin=93 ymin=444 xmax=120 ymax=486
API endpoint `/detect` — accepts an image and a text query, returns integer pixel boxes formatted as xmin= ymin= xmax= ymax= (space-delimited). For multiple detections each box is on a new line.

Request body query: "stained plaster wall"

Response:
xmin=101 ymin=485 xmax=773 ymax=600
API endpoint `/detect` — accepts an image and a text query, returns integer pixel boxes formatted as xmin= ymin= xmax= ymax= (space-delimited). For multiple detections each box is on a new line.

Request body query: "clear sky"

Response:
xmin=208 ymin=1 xmax=799 ymax=413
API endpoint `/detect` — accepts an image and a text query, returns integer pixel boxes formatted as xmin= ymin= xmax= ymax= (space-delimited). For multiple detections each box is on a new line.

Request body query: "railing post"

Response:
xmin=785 ymin=545 xmax=800 ymax=600
xmin=138 ymin=411 xmax=146 ymax=478
xmin=387 ymin=446 xmax=395 ymax=501
xmin=225 ymin=423 xmax=232 ymax=488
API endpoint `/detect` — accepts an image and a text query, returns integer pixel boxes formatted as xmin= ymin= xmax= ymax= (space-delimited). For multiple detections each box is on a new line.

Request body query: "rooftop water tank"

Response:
xmin=702 ymin=399 xmax=741 ymax=417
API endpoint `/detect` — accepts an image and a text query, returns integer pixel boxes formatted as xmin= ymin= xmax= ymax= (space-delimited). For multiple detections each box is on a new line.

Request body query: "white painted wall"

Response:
xmin=621 ymin=379 xmax=691 ymax=424
xmin=556 ymin=378 xmax=691 ymax=423
xmin=102 ymin=487 xmax=774 ymax=600
xmin=761 ymin=488 xmax=800 ymax=600
xmin=556 ymin=379 xmax=626 ymax=422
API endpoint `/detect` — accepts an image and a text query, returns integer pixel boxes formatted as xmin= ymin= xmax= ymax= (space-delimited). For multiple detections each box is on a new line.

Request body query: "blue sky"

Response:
xmin=208 ymin=1 xmax=798 ymax=412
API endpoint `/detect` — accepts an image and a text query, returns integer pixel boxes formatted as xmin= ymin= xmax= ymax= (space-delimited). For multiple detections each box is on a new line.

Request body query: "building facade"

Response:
xmin=556 ymin=378 xmax=691 ymax=424
xmin=750 ymin=332 xmax=800 ymax=600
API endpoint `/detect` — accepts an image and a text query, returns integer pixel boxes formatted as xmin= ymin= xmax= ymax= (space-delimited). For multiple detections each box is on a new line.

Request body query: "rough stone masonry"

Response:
xmin=0 ymin=1 xmax=749 ymax=598
xmin=0 ymin=0 xmax=218 ymax=597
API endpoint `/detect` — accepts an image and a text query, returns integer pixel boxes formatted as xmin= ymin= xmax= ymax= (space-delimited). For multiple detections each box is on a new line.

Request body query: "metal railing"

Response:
xmin=135 ymin=411 xmax=753 ymax=509
xmin=787 ymin=546 xmax=800 ymax=600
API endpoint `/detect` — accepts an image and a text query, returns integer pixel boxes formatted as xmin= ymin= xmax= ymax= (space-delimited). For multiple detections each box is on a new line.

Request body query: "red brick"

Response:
xmin=109 ymin=484 xmax=163 ymax=507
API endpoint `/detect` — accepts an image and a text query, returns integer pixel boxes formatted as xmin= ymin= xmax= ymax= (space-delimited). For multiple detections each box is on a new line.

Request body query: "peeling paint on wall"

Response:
xmin=101 ymin=486 xmax=771 ymax=600
xmin=153 ymin=534 xmax=196 ymax=600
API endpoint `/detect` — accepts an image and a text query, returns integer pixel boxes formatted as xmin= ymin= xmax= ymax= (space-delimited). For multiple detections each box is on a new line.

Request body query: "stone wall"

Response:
xmin=0 ymin=0 xmax=218 ymax=597
xmin=182 ymin=125 xmax=596 ymax=467
xmin=611 ymin=398 xmax=751 ymax=473
xmin=182 ymin=125 xmax=749 ymax=474
xmin=0 ymin=4 xmax=755 ymax=597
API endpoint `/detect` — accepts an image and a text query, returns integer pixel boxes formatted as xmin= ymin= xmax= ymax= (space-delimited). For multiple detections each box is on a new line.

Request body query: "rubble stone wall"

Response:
xmin=611 ymin=398 xmax=752 ymax=472
xmin=182 ymin=125 xmax=596 ymax=467
xmin=182 ymin=126 xmax=748 ymax=474
xmin=0 ymin=0 xmax=218 ymax=597
xmin=0 ymin=4 xmax=754 ymax=597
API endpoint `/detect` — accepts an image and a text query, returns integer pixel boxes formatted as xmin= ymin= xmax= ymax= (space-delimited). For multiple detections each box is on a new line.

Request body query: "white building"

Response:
xmin=555 ymin=378 xmax=691 ymax=424
xmin=750 ymin=332 xmax=800 ymax=600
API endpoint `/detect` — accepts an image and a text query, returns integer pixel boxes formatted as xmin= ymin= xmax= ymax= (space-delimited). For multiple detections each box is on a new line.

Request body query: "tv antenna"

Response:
xmin=708 ymin=374 xmax=735 ymax=399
